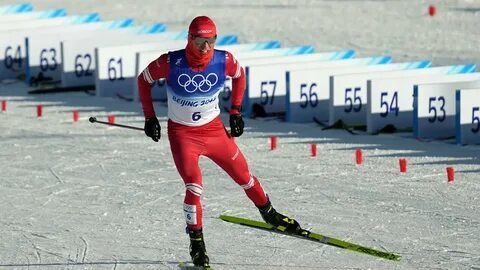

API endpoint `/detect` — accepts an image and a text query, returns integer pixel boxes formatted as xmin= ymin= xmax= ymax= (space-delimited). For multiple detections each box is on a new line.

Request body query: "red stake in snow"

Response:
xmin=399 ymin=158 xmax=407 ymax=173
xmin=108 ymin=115 xmax=115 ymax=124
xmin=428 ymin=5 xmax=436 ymax=17
xmin=355 ymin=149 xmax=363 ymax=165
xmin=311 ymin=144 xmax=317 ymax=157
xmin=446 ymin=167 xmax=454 ymax=183
xmin=270 ymin=136 xmax=277 ymax=151
xmin=37 ymin=105 xmax=43 ymax=117
xmin=73 ymin=110 xmax=79 ymax=122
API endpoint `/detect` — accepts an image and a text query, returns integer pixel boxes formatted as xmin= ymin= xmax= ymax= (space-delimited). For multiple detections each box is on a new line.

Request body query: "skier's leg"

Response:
xmin=168 ymin=129 xmax=209 ymax=266
xmin=205 ymin=126 xmax=301 ymax=233
xmin=205 ymin=129 xmax=268 ymax=207
xmin=169 ymin=136 xmax=204 ymax=231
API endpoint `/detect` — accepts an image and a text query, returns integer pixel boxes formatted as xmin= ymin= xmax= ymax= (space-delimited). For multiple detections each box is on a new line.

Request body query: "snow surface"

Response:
xmin=1 ymin=1 xmax=480 ymax=269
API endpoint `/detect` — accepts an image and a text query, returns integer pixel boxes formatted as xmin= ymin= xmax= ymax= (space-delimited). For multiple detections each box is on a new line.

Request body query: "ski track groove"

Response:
xmin=80 ymin=236 xmax=88 ymax=263
xmin=22 ymin=234 xmax=41 ymax=264
xmin=48 ymin=167 xmax=63 ymax=183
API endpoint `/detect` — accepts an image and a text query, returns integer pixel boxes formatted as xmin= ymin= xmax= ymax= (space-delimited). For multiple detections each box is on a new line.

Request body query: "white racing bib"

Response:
xmin=167 ymin=49 xmax=226 ymax=126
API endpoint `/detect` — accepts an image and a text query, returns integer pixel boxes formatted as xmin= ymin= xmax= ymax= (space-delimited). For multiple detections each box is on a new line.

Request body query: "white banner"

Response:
xmin=242 ymin=50 xmax=356 ymax=117
xmin=240 ymin=50 xmax=354 ymax=68
xmin=369 ymin=72 xmax=480 ymax=134
xmin=0 ymin=3 xmax=33 ymax=15
xmin=136 ymin=45 xmax=316 ymax=104
xmin=219 ymin=46 xmax=316 ymax=112
xmin=329 ymin=64 xmax=475 ymax=127
xmin=60 ymin=29 xmax=182 ymax=88
xmin=456 ymin=88 xmax=480 ymax=145
xmin=0 ymin=13 xmax=99 ymax=81
xmin=286 ymin=60 xmax=434 ymax=123
xmin=248 ymin=56 xmax=396 ymax=118
xmin=27 ymin=19 xmax=135 ymax=84
xmin=234 ymin=46 xmax=314 ymax=59
xmin=0 ymin=13 xmax=100 ymax=31
xmin=0 ymin=9 xmax=66 ymax=22
xmin=215 ymin=41 xmax=280 ymax=53
xmin=95 ymin=36 xmax=245 ymax=99
xmin=413 ymin=77 xmax=480 ymax=139
xmin=95 ymin=41 xmax=186 ymax=98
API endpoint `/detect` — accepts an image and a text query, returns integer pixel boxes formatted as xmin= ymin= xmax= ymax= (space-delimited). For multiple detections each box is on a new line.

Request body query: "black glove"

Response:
xmin=229 ymin=114 xmax=244 ymax=137
xmin=144 ymin=117 xmax=161 ymax=142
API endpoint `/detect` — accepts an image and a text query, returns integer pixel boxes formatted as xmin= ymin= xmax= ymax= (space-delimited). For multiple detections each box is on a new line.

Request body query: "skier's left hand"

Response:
xmin=229 ymin=107 xmax=244 ymax=137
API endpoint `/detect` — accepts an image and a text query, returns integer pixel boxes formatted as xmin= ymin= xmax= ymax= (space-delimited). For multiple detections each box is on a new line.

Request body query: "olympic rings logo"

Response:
xmin=177 ymin=73 xmax=218 ymax=93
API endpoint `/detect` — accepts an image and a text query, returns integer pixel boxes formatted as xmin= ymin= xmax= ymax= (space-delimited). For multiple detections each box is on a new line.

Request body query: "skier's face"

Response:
xmin=191 ymin=35 xmax=216 ymax=55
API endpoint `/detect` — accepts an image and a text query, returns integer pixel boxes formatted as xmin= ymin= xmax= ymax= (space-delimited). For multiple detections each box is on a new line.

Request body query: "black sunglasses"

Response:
xmin=191 ymin=35 xmax=217 ymax=45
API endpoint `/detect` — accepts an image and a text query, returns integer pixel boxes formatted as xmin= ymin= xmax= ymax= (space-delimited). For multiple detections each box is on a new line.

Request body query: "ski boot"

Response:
xmin=187 ymin=228 xmax=210 ymax=269
xmin=258 ymin=200 xmax=302 ymax=234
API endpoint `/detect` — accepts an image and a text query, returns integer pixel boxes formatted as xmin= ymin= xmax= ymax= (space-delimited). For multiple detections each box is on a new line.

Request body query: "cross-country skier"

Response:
xmin=137 ymin=15 xmax=301 ymax=268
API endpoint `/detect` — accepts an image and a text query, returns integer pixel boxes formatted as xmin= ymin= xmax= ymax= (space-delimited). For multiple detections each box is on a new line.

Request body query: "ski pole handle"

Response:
xmin=89 ymin=116 xmax=144 ymax=131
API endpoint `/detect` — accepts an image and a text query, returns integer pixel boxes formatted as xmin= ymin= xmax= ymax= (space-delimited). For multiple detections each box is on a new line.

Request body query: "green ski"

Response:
xmin=219 ymin=214 xmax=401 ymax=261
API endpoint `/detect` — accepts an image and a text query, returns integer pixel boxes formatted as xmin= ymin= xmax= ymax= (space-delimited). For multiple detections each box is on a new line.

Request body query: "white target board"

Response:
xmin=245 ymin=55 xmax=409 ymax=118
xmin=0 ymin=13 xmax=99 ymax=81
xmin=369 ymin=72 xmax=479 ymax=134
xmin=95 ymin=41 xmax=186 ymax=98
xmin=127 ymin=41 xmax=281 ymax=101
xmin=285 ymin=60 xmax=432 ymax=123
xmin=219 ymin=46 xmax=316 ymax=111
xmin=413 ymin=77 xmax=480 ymax=140
xmin=95 ymin=35 xmax=239 ymax=98
xmin=329 ymin=64 xmax=476 ymax=127
xmin=60 ymin=29 xmax=183 ymax=88
xmin=232 ymin=50 xmax=355 ymax=117
xmin=26 ymin=19 xmax=135 ymax=84
xmin=456 ymin=88 xmax=480 ymax=145
xmin=136 ymin=45 xmax=315 ymax=104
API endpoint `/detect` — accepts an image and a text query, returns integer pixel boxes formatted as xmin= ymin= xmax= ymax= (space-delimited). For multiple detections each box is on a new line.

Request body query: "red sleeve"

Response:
xmin=225 ymin=51 xmax=245 ymax=115
xmin=137 ymin=54 xmax=169 ymax=118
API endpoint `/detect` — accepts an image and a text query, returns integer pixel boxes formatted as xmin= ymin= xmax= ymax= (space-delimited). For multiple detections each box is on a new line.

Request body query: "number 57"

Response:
xmin=260 ymin=81 xmax=276 ymax=105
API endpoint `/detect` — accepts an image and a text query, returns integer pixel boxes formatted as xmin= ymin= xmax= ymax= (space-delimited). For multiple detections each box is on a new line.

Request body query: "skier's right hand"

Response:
xmin=229 ymin=105 xmax=244 ymax=137
xmin=144 ymin=117 xmax=161 ymax=142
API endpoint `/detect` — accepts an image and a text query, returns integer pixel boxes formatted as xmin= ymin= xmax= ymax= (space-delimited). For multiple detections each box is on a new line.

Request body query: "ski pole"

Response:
xmin=89 ymin=116 xmax=144 ymax=131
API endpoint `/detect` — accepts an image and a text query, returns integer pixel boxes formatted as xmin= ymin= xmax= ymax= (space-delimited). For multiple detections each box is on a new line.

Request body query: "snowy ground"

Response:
xmin=1 ymin=1 xmax=480 ymax=270
xmin=1 ymin=84 xmax=480 ymax=270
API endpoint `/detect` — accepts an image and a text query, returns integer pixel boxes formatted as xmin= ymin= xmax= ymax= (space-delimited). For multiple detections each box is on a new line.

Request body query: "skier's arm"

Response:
xmin=225 ymin=51 xmax=245 ymax=115
xmin=137 ymin=54 xmax=169 ymax=118
xmin=225 ymin=51 xmax=245 ymax=137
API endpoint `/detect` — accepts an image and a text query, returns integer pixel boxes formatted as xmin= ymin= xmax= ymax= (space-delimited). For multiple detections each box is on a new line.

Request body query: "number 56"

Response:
xmin=299 ymin=83 xmax=318 ymax=108
xmin=472 ymin=107 xmax=480 ymax=133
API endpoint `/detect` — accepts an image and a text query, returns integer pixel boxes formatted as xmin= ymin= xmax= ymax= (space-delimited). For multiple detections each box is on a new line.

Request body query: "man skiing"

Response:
xmin=137 ymin=15 xmax=301 ymax=268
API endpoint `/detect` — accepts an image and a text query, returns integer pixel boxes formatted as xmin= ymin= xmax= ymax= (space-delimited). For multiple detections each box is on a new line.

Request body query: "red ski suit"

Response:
xmin=138 ymin=51 xmax=268 ymax=230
